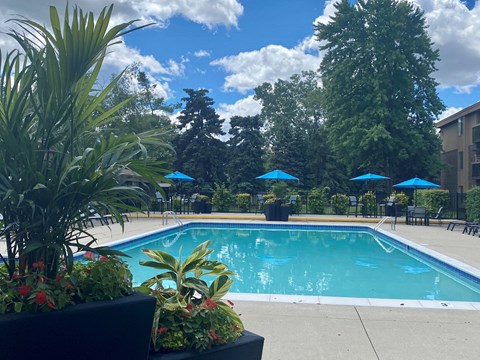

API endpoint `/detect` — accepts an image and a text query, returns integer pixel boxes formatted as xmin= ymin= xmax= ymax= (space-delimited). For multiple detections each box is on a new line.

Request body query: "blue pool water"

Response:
xmin=115 ymin=223 xmax=480 ymax=302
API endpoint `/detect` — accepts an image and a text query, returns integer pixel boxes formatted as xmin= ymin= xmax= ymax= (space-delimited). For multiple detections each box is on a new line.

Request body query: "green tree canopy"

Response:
xmin=316 ymin=0 xmax=444 ymax=183
xmin=227 ymin=115 xmax=265 ymax=194
xmin=255 ymin=71 xmax=343 ymax=189
xmin=174 ymin=89 xmax=226 ymax=194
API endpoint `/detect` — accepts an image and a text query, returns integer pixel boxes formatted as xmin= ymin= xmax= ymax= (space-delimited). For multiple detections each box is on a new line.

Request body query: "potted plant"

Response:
xmin=137 ymin=241 xmax=264 ymax=359
xmin=0 ymin=5 xmax=164 ymax=359
xmin=195 ymin=195 xmax=212 ymax=214
xmin=235 ymin=193 xmax=251 ymax=213
xmin=280 ymin=203 xmax=290 ymax=221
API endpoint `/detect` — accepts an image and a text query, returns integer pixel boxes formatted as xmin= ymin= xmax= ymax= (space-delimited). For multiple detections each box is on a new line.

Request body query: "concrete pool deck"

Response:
xmin=3 ymin=214 xmax=480 ymax=359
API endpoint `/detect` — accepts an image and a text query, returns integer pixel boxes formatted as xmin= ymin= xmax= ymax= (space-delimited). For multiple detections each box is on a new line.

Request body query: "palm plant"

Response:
xmin=0 ymin=5 xmax=168 ymax=280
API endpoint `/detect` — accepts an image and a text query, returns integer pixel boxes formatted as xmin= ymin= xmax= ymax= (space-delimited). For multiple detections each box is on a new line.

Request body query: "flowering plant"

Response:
xmin=137 ymin=240 xmax=244 ymax=352
xmin=0 ymin=253 xmax=132 ymax=314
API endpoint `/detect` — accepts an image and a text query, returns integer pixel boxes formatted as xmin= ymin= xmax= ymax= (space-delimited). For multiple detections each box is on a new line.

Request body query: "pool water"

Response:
xmin=116 ymin=223 xmax=480 ymax=302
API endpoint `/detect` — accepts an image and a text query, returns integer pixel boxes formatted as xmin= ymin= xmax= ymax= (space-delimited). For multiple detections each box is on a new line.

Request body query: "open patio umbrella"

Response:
xmin=255 ymin=169 xmax=299 ymax=181
xmin=393 ymin=177 xmax=440 ymax=206
xmin=350 ymin=173 xmax=390 ymax=181
xmin=165 ymin=171 xmax=195 ymax=182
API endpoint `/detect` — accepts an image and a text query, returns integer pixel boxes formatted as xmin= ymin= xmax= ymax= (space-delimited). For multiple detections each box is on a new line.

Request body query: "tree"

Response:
xmin=254 ymin=71 xmax=343 ymax=189
xmin=101 ymin=64 xmax=177 ymax=165
xmin=227 ymin=115 xmax=265 ymax=194
xmin=175 ymin=89 xmax=226 ymax=193
xmin=316 ymin=0 xmax=444 ymax=183
xmin=0 ymin=5 xmax=168 ymax=279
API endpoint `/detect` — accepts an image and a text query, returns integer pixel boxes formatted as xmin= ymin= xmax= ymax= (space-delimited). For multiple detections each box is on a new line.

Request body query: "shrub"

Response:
xmin=212 ymin=184 xmax=234 ymax=212
xmin=359 ymin=191 xmax=376 ymax=215
xmin=389 ymin=191 xmax=409 ymax=206
xmin=308 ymin=188 xmax=325 ymax=214
xmin=331 ymin=193 xmax=349 ymax=215
xmin=236 ymin=193 xmax=251 ymax=212
xmin=416 ymin=189 xmax=449 ymax=212
xmin=466 ymin=186 xmax=480 ymax=223
xmin=271 ymin=182 xmax=288 ymax=199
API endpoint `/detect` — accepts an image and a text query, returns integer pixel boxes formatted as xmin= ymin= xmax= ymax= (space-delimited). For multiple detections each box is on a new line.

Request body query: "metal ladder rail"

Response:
xmin=374 ymin=216 xmax=395 ymax=231
xmin=162 ymin=211 xmax=183 ymax=228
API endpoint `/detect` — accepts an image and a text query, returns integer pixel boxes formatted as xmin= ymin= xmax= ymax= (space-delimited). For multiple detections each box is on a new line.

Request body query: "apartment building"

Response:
xmin=435 ymin=100 xmax=480 ymax=196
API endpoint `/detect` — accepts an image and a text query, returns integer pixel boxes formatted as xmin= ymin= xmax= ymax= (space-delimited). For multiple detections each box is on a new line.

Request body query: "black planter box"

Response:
xmin=203 ymin=202 xmax=212 ymax=214
xmin=149 ymin=330 xmax=264 ymax=360
xmin=279 ymin=206 xmax=290 ymax=221
xmin=192 ymin=201 xmax=203 ymax=214
xmin=0 ymin=291 xmax=156 ymax=360
xmin=264 ymin=203 xmax=279 ymax=221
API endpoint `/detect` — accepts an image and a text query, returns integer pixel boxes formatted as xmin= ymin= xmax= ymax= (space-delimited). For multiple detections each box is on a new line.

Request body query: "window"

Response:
xmin=458 ymin=117 xmax=464 ymax=136
xmin=458 ymin=151 xmax=463 ymax=170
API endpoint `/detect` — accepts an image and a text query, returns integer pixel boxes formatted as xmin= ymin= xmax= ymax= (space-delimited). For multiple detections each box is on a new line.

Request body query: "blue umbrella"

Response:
xmin=165 ymin=171 xmax=195 ymax=182
xmin=255 ymin=169 xmax=299 ymax=181
xmin=393 ymin=177 xmax=440 ymax=206
xmin=393 ymin=177 xmax=440 ymax=189
xmin=350 ymin=173 xmax=390 ymax=181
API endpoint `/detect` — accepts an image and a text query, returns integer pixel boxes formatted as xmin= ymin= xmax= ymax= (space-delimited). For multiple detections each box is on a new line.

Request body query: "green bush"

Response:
xmin=308 ymin=188 xmax=325 ymax=214
xmin=271 ymin=182 xmax=288 ymax=199
xmin=389 ymin=191 xmax=409 ymax=206
xmin=466 ymin=187 xmax=480 ymax=223
xmin=212 ymin=184 xmax=233 ymax=212
xmin=359 ymin=191 xmax=376 ymax=215
xmin=416 ymin=189 xmax=449 ymax=212
xmin=331 ymin=193 xmax=349 ymax=215
xmin=235 ymin=193 xmax=251 ymax=212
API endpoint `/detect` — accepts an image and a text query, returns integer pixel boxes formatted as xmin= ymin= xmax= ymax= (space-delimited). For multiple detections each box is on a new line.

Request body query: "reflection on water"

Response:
xmin=118 ymin=226 xmax=480 ymax=302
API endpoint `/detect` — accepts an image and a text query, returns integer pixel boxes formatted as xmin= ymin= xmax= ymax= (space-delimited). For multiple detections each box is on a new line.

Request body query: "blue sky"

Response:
xmin=0 ymin=0 xmax=479 ymax=122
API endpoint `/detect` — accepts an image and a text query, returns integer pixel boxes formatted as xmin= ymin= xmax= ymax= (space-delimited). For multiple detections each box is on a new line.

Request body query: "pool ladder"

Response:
xmin=162 ymin=211 xmax=183 ymax=229
xmin=374 ymin=216 xmax=395 ymax=231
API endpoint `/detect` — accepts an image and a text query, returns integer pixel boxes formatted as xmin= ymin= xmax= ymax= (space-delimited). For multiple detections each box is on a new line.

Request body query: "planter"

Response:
xmin=279 ymin=206 xmax=290 ymax=221
xmin=264 ymin=203 xmax=280 ymax=221
xmin=149 ymin=330 xmax=264 ymax=360
xmin=0 ymin=291 xmax=156 ymax=360
xmin=192 ymin=201 xmax=203 ymax=214
xmin=203 ymin=202 xmax=212 ymax=214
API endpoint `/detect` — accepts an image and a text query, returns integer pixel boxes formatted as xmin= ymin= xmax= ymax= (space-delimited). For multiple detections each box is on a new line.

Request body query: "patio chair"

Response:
xmin=287 ymin=195 xmax=299 ymax=214
xmin=347 ymin=196 xmax=363 ymax=217
xmin=379 ymin=196 xmax=395 ymax=216
xmin=428 ymin=207 xmax=443 ymax=225
xmin=255 ymin=194 xmax=264 ymax=214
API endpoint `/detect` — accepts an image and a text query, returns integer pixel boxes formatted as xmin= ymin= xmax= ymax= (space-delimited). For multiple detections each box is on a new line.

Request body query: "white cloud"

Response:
xmin=437 ymin=106 xmax=463 ymax=121
xmin=211 ymin=45 xmax=321 ymax=93
xmin=217 ymin=95 xmax=262 ymax=137
xmin=194 ymin=50 xmax=211 ymax=58
xmin=418 ymin=0 xmax=480 ymax=92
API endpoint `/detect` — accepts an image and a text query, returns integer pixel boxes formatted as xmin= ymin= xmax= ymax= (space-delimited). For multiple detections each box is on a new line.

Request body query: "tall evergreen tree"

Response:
xmin=175 ymin=89 xmax=226 ymax=193
xmin=227 ymin=115 xmax=265 ymax=194
xmin=316 ymin=0 xmax=444 ymax=183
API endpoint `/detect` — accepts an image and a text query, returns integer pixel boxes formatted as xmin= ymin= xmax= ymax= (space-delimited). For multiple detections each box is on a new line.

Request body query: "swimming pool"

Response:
xmin=113 ymin=222 xmax=480 ymax=305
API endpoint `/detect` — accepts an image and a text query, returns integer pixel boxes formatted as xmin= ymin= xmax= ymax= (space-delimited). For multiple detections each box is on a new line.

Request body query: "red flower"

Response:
xmin=227 ymin=300 xmax=234 ymax=307
xmin=35 ymin=291 xmax=48 ymax=305
xmin=84 ymin=269 xmax=91 ymax=274
xmin=209 ymin=328 xmax=219 ymax=340
xmin=186 ymin=303 xmax=193 ymax=311
xmin=99 ymin=255 xmax=108 ymax=262
xmin=83 ymin=251 xmax=95 ymax=261
xmin=47 ymin=299 xmax=55 ymax=309
xmin=157 ymin=327 xmax=168 ymax=335
xmin=18 ymin=285 xmax=32 ymax=297
xmin=37 ymin=276 xmax=47 ymax=283
xmin=32 ymin=261 xmax=45 ymax=270
xmin=55 ymin=275 xmax=64 ymax=283
xmin=204 ymin=297 xmax=217 ymax=309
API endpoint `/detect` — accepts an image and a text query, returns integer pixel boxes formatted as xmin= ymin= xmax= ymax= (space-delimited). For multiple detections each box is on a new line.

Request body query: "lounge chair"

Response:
xmin=379 ymin=196 xmax=395 ymax=216
xmin=428 ymin=207 xmax=443 ymax=225
xmin=447 ymin=220 xmax=468 ymax=231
